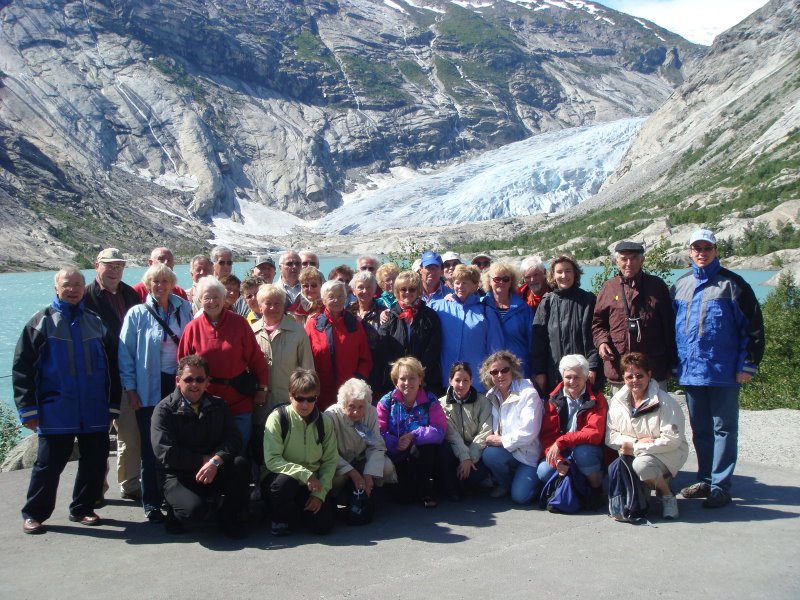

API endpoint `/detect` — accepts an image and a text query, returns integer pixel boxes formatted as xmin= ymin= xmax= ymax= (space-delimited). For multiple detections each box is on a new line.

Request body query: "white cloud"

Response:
xmin=597 ymin=0 xmax=769 ymax=45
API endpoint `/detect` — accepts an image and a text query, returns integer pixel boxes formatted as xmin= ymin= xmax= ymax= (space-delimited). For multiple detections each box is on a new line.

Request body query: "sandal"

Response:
xmin=422 ymin=497 xmax=438 ymax=509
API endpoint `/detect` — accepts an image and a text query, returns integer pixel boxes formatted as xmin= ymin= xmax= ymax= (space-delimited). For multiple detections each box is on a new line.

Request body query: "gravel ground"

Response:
xmin=672 ymin=392 xmax=800 ymax=469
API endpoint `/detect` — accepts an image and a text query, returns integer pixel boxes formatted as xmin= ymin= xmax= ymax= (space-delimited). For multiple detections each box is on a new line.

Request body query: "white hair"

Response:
xmin=321 ymin=279 xmax=346 ymax=299
xmin=210 ymin=245 xmax=232 ymax=262
xmin=337 ymin=378 xmax=373 ymax=406
xmin=520 ymin=256 xmax=546 ymax=274
xmin=350 ymin=270 xmax=377 ymax=291
xmin=559 ymin=354 xmax=591 ymax=377
xmin=195 ymin=275 xmax=225 ymax=300
xmin=54 ymin=266 xmax=84 ymax=286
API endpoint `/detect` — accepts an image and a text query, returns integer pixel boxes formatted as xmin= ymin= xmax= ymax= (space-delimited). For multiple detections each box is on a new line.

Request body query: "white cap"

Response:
xmin=689 ymin=229 xmax=716 ymax=245
xmin=441 ymin=251 xmax=462 ymax=263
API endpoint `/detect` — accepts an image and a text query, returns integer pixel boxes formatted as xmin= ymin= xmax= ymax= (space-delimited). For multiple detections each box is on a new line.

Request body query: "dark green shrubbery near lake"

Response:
xmin=0 ymin=404 xmax=21 ymax=464
xmin=740 ymin=273 xmax=800 ymax=410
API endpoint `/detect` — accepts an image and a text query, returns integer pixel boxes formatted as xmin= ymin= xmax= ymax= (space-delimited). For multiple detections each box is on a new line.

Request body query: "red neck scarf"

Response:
xmin=398 ymin=300 xmax=419 ymax=325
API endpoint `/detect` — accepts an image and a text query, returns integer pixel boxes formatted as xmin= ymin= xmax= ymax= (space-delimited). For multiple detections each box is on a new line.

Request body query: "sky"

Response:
xmin=596 ymin=0 xmax=770 ymax=45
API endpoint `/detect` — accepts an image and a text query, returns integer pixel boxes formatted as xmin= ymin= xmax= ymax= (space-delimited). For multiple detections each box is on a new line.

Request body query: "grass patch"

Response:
xmin=396 ymin=59 xmax=429 ymax=88
xmin=291 ymin=30 xmax=336 ymax=67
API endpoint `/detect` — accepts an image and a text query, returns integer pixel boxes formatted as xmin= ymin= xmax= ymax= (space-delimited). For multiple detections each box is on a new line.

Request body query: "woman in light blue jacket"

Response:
xmin=119 ymin=264 xmax=192 ymax=522
xmin=429 ymin=265 xmax=504 ymax=393
xmin=482 ymin=261 xmax=534 ymax=378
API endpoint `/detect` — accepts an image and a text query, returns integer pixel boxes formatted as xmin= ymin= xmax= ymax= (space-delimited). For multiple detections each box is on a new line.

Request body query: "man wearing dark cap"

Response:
xmin=252 ymin=255 xmax=276 ymax=283
xmin=419 ymin=251 xmax=453 ymax=304
xmin=591 ymin=241 xmax=676 ymax=394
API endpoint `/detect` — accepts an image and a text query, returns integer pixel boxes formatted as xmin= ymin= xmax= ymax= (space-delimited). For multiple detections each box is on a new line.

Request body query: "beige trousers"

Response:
xmin=111 ymin=393 xmax=141 ymax=495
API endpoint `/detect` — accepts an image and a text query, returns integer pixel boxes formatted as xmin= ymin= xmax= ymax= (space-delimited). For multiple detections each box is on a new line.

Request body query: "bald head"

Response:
xmin=148 ymin=247 xmax=175 ymax=269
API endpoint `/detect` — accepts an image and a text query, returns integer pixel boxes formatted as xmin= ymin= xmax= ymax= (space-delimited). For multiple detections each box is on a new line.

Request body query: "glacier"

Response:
xmin=209 ymin=117 xmax=645 ymax=240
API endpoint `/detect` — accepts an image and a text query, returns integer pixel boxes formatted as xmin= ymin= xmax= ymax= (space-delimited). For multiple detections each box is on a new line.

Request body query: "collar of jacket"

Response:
xmin=445 ymin=385 xmax=478 ymax=405
xmin=175 ymin=389 xmax=214 ymax=415
xmin=390 ymin=387 xmax=430 ymax=407
xmin=614 ymin=380 xmax=662 ymax=418
xmin=52 ymin=296 xmax=85 ymax=320
xmin=487 ymin=378 xmax=532 ymax=405
xmin=315 ymin=309 xmax=357 ymax=333
xmin=692 ymin=257 xmax=721 ymax=286
xmin=618 ymin=270 xmax=643 ymax=287
xmin=552 ymin=284 xmax=580 ymax=298
xmin=549 ymin=380 xmax=597 ymax=412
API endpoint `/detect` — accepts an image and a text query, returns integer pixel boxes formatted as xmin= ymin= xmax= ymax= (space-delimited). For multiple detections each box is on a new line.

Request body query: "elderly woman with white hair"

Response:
xmin=518 ymin=256 xmax=551 ymax=313
xmin=537 ymin=354 xmax=608 ymax=509
xmin=119 ymin=263 xmax=193 ymax=522
xmin=306 ymin=280 xmax=372 ymax=411
xmin=178 ymin=276 xmax=269 ymax=450
xmin=326 ymin=378 xmax=396 ymax=522
xmin=349 ymin=270 xmax=390 ymax=398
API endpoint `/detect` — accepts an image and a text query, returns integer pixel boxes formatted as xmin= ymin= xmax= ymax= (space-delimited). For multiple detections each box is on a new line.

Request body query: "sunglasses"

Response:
xmin=474 ymin=261 xmax=490 ymax=268
xmin=624 ymin=373 xmax=647 ymax=380
xmin=302 ymin=282 xmax=320 ymax=288
xmin=489 ymin=366 xmax=511 ymax=376
xmin=691 ymin=245 xmax=715 ymax=253
xmin=492 ymin=276 xmax=512 ymax=283
xmin=360 ymin=266 xmax=375 ymax=271
xmin=181 ymin=376 xmax=207 ymax=384
xmin=443 ymin=261 xmax=460 ymax=269
xmin=399 ymin=287 xmax=417 ymax=293
xmin=294 ymin=395 xmax=318 ymax=404
xmin=283 ymin=261 xmax=301 ymax=267
xmin=301 ymin=261 xmax=318 ymax=267
xmin=216 ymin=260 xmax=233 ymax=266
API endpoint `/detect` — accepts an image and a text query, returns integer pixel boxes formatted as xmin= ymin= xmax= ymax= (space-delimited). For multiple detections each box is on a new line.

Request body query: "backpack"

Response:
xmin=607 ymin=454 xmax=650 ymax=522
xmin=539 ymin=460 xmax=590 ymax=514
xmin=270 ymin=403 xmax=326 ymax=444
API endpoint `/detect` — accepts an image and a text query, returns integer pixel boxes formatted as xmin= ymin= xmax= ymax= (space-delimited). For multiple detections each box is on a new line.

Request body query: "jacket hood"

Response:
xmin=610 ymin=380 xmax=661 ymax=417
xmin=692 ymin=257 xmax=721 ymax=285
xmin=487 ymin=378 xmax=533 ymax=404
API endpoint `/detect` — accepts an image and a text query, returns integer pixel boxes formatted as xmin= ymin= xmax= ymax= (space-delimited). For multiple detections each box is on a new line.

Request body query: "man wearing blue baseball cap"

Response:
xmin=671 ymin=229 xmax=764 ymax=508
xmin=419 ymin=251 xmax=453 ymax=304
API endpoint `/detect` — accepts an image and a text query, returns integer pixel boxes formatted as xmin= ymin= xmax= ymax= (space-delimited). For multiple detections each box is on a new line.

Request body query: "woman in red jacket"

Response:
xmin=537 ymin=354 xmax=607 ymax=509
xmin=305 ymin=280 xmax=372 ymax=410
xmin=177 ymin=276 xmax=268 ymax=452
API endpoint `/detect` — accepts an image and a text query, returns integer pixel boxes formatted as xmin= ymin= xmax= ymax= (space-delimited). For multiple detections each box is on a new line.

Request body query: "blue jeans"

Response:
xmin=135 ymin=406 xmax=161 ymax=513
xmin=232 ymin=412 xmax=252 ymax=455
xmin=537 ymin=444 xmax=603 ymax=483
xmin=482 ymin=446 xmax=540 ymax=505
xmin=684 ymin=385 xmax=739 ymax=493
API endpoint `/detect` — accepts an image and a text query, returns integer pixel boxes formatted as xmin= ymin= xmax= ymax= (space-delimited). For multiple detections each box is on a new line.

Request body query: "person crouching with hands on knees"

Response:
xmin=537 ymin=354 xmax=608 ymax=510
xmin=261 ymin=369 xmax=339 ymax=536
xmin=606 ymin=352 xmax=688 ymax=519
xmin=151 ymin=354 xmax=250 ymax=538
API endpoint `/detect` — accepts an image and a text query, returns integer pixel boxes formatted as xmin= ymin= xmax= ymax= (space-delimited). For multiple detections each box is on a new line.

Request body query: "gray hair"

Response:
xmin=321 ymin=279 xmax=346 ymax=299
xmin=350 ymin=270 xmax=377 ymax=292
xmin=142 ymin=263 xmax=177 ymax=289
xmin=559 ymin=354 xmax=591 ymax=377
xmin=210 ymin=245 xmax=232 ymax=262
xmin=195 ymin=275 xmax=225 ymax=301
xmin=279 ymin=250 xmax=300 ymax=265
xmin=190 ymin=254 xmax=210 ymax=268
xmin=520 ymin=256 xmax=546 ymax=274
xmin=54 ymin=266 xmax=85 ymax=286
xmin=358 ymin=254 xmax=379 ymax=267
xmin=337 ymin=378 xmax=373 ymax=407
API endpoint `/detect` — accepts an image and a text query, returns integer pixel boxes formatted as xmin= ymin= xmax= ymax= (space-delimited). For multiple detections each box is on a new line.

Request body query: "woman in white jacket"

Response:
xmin=480 ymin=351 xmax=544 ymax=504
xmin=606 ymin=352 xmax=689 ymax=519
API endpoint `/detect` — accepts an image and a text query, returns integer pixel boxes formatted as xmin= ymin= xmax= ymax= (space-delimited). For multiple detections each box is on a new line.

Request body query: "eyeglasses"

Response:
xmin=216 ymin=260 xmax=233 ymax=266
xmin=359 ymin=266 xmax=375 ymax=272
xmin=492 ymin=276 xmax=512 ymax=284
xmin=301 ymin=261 xmax=318 ymax=267
xmin=283 ymin=261 xmax=301 ymax=267
xmin=101 ymin=263 xmax=125 ymax=270
xmin=302 ymin=282 xmax=320 ymax=289
xmin=691 ymin=245 xmax=715 ymax=253
xmin=294 ymin=395 xmax=318 ymax=404
xmin=399 ymin=287 xmax=417 ymax=293
xmin=474 ymin=261 xmax=490 ymax=268
xmin=489 ymin=366 xmax=511 ymax=376
xmin=623 ymin=373 xmax=647 ymax=381
xmin=244 ymin=293 xmax=257 ymax=300
xmin=181 ymin=376 xmax=207 ymax=384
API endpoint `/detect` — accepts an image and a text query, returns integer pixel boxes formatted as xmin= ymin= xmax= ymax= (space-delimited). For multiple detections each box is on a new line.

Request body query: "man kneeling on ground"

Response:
xmin=151 ymin=354 xmax=249 ymax=538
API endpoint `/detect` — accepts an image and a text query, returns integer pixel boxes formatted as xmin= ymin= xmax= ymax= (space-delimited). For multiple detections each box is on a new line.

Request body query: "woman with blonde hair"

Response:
xmin=377 ymin=357 xmax=446 ymax=508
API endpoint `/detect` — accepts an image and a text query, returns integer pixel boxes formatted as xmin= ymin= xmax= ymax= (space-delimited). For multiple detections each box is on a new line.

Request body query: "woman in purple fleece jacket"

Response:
xmin=377 ymin=356 xmax=446 ymax=508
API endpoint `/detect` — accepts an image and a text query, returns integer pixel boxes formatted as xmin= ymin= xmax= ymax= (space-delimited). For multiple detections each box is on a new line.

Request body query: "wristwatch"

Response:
xmin=257 ymin=385 xmax=268 ymax=392
xmin=210 ymin=457 xmax=221 ymax=467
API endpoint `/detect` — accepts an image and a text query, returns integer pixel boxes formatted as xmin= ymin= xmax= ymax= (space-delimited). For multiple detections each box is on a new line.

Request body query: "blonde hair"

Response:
xmin=390 ymin=356 xmax=426 ymax=386
xmin=482 ymin=260 xmax=521 ymax=292
xmin=452 ymin=264 xmax=481 ymax=285
xmin=393 ymin=270 xmax=422 ymax=297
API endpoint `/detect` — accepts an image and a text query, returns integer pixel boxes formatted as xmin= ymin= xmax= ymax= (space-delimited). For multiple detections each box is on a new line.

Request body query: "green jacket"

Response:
xmin=263 ymin=405 xmax=339 ymax=501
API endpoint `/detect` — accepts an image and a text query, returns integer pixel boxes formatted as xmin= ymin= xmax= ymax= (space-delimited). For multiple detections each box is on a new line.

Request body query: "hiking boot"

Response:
xmin=662 ymin=495 xmax=679 ymax=519
xmin=680 ymin=482 xmax=711 ymax=499
xmin=703 ymin=489 xmax=732 ymax=509
xmin=271 ymin=521 xmax=290 ymax=537
xmin=489 ymin=486 xmax=509 ymax=499
xmin=587 ymin=486 xmax=606 ymax=511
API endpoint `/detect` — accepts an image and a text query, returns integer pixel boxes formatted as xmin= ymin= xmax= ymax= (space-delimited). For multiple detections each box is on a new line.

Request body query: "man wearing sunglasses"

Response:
xmin=151 ymin=354 xmax=249 ymax=537
xmin=278 ymin=250 xmax=303 ymax=304
xmin=211 ymin=245 xmax=234 ymax=279
xmin=671 ymin=229 xmax=764 ymax=509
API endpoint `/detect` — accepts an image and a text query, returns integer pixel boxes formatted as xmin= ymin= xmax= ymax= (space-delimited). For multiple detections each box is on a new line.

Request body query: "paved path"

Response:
xmin=0 ymin=456 xmax=798 ymax=600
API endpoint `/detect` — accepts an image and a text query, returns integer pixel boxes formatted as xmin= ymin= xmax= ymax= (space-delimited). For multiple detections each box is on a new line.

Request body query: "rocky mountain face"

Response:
xmin=0 ymin=0 xmax=702 ymax=269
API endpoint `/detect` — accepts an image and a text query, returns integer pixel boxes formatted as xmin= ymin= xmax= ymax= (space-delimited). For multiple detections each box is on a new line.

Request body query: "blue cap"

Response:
xmin=420 ymin=251 xmax=443 ymax=268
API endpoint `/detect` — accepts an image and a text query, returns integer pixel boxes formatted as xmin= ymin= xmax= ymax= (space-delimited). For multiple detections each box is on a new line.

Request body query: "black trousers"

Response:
xmin=163 ymin=455 xmax=250 ymax=527
xmin=392 ymin=444 xmax=437 ymax=503
xmin=22 ymin=431 xmax=109 ymax=521
xmin=262 ymin=472 xmax=335 ymax=534
xmin=435 ymin=443 xmax=490 ymax=495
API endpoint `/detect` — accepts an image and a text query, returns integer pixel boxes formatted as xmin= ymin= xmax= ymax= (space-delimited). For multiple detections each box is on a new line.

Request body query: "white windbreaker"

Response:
xmin=486 ymin=379 xmax=544 ymax=467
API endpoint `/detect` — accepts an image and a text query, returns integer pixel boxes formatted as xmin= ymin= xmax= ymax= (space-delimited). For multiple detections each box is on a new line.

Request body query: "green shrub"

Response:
xmin=0 ymin=404 xmax=21 ymax=464
xmin=740 ymin=272 xmax=800 ymax=410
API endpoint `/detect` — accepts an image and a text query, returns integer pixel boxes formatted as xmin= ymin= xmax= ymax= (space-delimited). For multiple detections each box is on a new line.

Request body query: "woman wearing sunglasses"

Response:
xmin=262 ymin=369 xmax=338 ymax=536
xmin=380 ymin=270 xmax=443 ymax=396
xmin=479 ymin=351 xmax=544 ymax=504
xmin=482 ymin=261 xmax=534 ymax=378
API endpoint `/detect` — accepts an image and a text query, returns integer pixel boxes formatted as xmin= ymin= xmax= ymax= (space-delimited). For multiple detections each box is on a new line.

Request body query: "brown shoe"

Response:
xmin=69 ymin=512 xmax=102 ymax=526
xmin=23 ymin=518 xmax=46 ymax=534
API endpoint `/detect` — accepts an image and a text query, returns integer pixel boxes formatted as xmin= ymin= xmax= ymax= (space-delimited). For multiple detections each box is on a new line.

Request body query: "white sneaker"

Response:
xmin=662 ymin=495 xmax=679 ymax=519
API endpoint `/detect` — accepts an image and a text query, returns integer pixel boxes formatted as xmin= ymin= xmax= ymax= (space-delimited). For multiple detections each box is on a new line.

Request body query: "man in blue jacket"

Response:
xmin=13 ymin=267 xmax=120 ymax=534
xmin=671 ymin=230 xmax=764 ymax=508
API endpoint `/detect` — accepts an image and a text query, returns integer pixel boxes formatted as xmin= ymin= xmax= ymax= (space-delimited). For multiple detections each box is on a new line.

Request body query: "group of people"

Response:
xmin=12 ymin=228 xmax=764 ymax=538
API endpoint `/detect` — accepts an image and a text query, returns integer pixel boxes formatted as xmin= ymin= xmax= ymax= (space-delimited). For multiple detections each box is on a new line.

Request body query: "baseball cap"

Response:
xmin=96 ymin=248 xmax=126 ymax=263
xmin=420 ymin=251 xmax=443 ymax=268
xmin=689 ymin=229 xmax=717 ymax=246
xmin=441 ymin=251 xmax=462 ymax=264
xmin=614 ymin=241 xmax=645 ymax=254
xmin=254 ymin=254 xmax=276 ymax=268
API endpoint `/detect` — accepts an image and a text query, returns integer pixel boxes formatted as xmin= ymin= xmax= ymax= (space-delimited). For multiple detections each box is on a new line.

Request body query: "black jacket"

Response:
xmin=83 ymin=279 xmax=140 ymax=338
xmin=151 ymin=389 xmax=242 ymax=477
xmin=380 ymin=303 xmax=443 ymax=394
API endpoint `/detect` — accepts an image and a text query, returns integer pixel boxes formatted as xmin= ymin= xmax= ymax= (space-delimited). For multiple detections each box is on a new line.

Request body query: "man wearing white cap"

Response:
xmin=84 ymin=248 xmax=142 ymax=501
xmin=671 ymin=229 xmax=764 ymax=509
